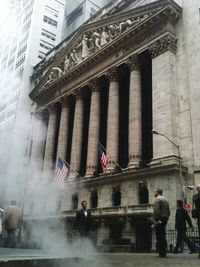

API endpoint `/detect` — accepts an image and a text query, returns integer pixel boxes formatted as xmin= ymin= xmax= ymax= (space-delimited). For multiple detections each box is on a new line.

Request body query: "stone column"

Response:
xmin=43 ymin=104 xmax=58 ymax=171
xmin=70 ymin=89 xmax=84 ymax=176
xmin=30 ymin=110 xmax=48 ymax=171
xmin=128 ymin=56 xmax=142 ymax=168
xmin=56 ymin=97 xmax=70 ymax=163
xmin=106 ymin=67 xmax=119 ymax=172
xmin=150 ymin=35 xmax=178 ymax=158
xmin=86 ymin=79 xmax=101 ymax=177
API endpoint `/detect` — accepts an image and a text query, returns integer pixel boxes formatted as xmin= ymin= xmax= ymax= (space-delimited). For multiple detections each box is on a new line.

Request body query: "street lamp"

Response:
xmin=152 ymin=129 xmax=184 ymax=200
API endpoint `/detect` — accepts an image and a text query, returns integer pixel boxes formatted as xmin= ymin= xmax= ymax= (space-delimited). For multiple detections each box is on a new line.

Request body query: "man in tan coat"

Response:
xmin=2 ymin=200 xmax=21 ymax=248
xmin=153 ymin=188 xmax=170 ymax=258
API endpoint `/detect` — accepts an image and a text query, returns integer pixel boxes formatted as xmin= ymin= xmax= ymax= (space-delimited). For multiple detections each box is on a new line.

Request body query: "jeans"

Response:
xmin=174 ymin=230 xmax=196 ymax=252
xmin=155 ymin=218 xmax=167 ymax=257
xmin=5 ymin=229 xmax=17 ymax=248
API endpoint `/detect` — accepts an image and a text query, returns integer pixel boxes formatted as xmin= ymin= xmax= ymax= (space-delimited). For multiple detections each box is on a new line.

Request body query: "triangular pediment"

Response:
xmin=30 ymin=0 xmax=181 ymax=100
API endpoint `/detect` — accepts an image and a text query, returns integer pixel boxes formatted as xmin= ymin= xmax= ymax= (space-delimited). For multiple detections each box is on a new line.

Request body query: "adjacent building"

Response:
xmin=0 ymin=0 xmax=65 ymax=206
xmin=63 ymin=0 xmax=111 ymax=37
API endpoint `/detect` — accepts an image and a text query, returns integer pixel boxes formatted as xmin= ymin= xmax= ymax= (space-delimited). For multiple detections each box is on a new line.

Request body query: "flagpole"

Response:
xmin=97 ymin=141 xmax=123 ymax=173
xmin=61 ymin=158 xmax=81 ymax=177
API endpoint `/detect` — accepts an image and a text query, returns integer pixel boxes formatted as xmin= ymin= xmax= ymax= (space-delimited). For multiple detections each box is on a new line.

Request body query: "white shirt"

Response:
xmin=84 ymin=210 xmax=87 ymax=217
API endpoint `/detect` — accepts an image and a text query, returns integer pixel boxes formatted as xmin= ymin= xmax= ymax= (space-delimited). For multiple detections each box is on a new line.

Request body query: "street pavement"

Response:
xmin=0 ymin=248 xmax=199 ymax=267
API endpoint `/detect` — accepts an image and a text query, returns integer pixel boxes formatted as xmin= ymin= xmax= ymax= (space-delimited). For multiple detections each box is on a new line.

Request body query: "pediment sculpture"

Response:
xmin=44 ymin=16 xmax=147 ymax=86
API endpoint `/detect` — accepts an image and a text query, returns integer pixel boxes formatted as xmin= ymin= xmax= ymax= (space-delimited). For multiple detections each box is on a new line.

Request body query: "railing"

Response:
xmin=88 ymin=204 xmax=153 ymax=217
xmin=23 ymin=204 xmax=153 ymax=220
xmin=96 ymin=228 xmax=199 ymax=253
xmin=166 ymin=228 xmax=199 ymax=252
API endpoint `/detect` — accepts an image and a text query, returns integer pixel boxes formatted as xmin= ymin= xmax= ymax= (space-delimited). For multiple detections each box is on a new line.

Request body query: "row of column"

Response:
xmin=32 ymin=55 xmax=142 ymax=177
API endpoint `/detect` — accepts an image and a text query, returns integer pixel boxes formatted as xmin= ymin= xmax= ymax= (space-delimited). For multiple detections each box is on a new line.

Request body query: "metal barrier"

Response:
xmin=166 ymin=228 xmax=199 ymax=252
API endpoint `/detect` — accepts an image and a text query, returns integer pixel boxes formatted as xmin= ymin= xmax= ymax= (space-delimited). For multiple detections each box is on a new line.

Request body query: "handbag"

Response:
xmin=191 ymin=209 xmax=198 ymax=219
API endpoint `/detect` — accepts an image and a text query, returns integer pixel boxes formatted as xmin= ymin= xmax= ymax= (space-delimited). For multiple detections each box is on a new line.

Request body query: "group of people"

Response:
xmin=0 ymin=186 xmax=199 ymax=254
xmin=73 ymin=185 xmax=200 ymax=258
xmin=153 ymin=185 xmax=200 ymax=258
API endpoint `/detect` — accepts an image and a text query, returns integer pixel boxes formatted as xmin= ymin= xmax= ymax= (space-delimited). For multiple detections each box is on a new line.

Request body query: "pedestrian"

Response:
xmin=153 ymin=188 xmax=170 ymax=258
xmin=73 ymin=200 xmax=92 ymax=238
xmin=174 ymin=199 xmax=196 ymax=253
xmin=2 ymin=200 xmax=21 ymax=248
xmin=0 ymin=208 xmax=4 ymax=235
xmin=192 ymin=184 xmax=200 ymax=257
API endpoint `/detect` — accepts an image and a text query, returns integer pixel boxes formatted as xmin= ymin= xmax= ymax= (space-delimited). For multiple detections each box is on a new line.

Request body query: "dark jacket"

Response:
xmin=193 ymin=193 xmax=200 ymax=211
xmin=175 ymin=207 xmax=192 ymax=232
xmin=193 ymin=193 xmax=200 ymax=223
xmin=74 ymin=209 xmax=92 ymax=236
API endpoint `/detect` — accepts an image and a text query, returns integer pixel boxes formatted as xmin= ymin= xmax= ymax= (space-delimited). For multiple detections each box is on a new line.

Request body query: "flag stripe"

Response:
xmin=54 ymin=158 xmax=69 ymax=190
xmin=98 ymin=145 xmax=108 ymax=174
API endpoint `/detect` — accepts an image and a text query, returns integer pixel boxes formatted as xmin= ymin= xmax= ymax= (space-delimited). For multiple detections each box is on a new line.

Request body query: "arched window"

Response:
xmin=90 ymin=189 xmax=98 ymax=208
xmin=71 ymin=193 xmax=78 ymax=210
xmin=138 ymin=182 xmax=149 ymax=204
xmin=112 ymin=186 xmax=121 ymax=206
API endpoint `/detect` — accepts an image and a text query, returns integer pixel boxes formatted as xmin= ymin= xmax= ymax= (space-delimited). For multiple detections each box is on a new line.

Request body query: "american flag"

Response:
xmin=98 ymin=145 xmax=108 ymax=174
xmin=54 ymin=158 xmax=69 ymax=190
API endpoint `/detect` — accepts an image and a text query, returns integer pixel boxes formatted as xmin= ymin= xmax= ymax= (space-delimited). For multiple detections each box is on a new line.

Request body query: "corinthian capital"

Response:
xmin=127 ymin=55 xmax=140 ymax=71
xmin=107 ymin=67 xmax=118 ymax=82
xmin=148 ymin=35 xmax=177 ymax=58
xmin=88 ymin=78 xmax=100 ymax=92
xmin=73 ymin=88 xmax=83 ymax=100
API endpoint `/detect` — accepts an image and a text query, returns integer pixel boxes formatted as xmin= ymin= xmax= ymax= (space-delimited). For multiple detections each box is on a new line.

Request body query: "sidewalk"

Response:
xmin=0 ymin=249 xmax=199 ymax=267
xmin=94 ymin=253 xmax=200 ymax=267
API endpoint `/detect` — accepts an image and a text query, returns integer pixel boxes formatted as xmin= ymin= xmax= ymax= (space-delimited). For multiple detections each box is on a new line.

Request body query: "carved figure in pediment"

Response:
xmin=101 ymin=27 xmax=110 ymax=46
xmin=119 ymin=19 xmax=133 ymax=33
xmin=68 ymin=49 xmax=78 ymax=66
xmin=52 ymin=67 xmax=63 ymax=78
xmin=77 ymin=33 xmax=90 ymax=59
xmin=45 ymin=66 xmax=63 ymax=85
xmin=108 ymin=24 xmax=119 ymax=39
xmin=63 ymin=56 xmax=70 ymax=73
xmin=45 ymin=71 xmax=56 ymax=85
xmin=90 ymin=30 xmax=101 ymax=51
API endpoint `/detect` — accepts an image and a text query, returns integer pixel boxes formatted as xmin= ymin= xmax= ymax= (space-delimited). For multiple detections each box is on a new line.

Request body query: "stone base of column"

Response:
xmin=85 ymin=165 xmax=97 ymax=178
xmin=150 ymin=154 xmax=178 ymax=167
xmin=68 ymin=170 xmax=80 ymax=181
xmin=128 ymin=162 xmax=140 ymax=169
xmin=107 ymin=161 xmax=122 ymax=174
xmin=128 ymin=155 xmax=141 ymax=169
xmin=106 ymin=167 xmax=115 ymax=174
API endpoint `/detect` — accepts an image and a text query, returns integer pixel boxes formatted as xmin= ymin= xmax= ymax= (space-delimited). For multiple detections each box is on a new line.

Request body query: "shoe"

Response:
xmin=173 ymin=251 xmax=178 ymax=254
xmin=189 ymin=251 xmax=196 ymax=254
xmin=159 ymin=255 xmax=167 ymax=258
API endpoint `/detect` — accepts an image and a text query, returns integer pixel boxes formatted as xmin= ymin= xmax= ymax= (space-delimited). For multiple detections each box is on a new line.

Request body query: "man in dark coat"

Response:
xmin=73 ymin=200 xmax=92 ymax=237
xmin=174 ymin=199 xmax=196 ymax=253
xmin=192 ymin=184 xmax=200 ymax=257
xmin=193 ymin=184 xmax=200 ymax=236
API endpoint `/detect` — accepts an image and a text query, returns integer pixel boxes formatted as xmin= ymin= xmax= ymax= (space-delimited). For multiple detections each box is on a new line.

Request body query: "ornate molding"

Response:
xmin=148 ymin=35 xmax=177 ymax=58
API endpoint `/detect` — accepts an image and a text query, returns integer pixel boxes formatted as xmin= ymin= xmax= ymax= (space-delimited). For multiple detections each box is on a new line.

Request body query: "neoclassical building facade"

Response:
xmin=26 ymin=0 xmax=200 ymax=251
